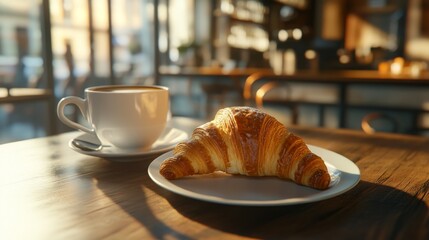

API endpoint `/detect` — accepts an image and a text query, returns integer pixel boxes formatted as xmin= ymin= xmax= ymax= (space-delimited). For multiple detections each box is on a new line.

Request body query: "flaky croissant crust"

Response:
xmin=160 ymin=107 xmax=331 ymax=190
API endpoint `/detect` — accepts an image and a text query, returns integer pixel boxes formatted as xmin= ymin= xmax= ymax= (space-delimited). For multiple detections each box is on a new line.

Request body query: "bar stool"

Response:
xmin=254 ymin=81 xmax=298 ymax=124
xmin=361 ymin=112 xmax=398 ymax=134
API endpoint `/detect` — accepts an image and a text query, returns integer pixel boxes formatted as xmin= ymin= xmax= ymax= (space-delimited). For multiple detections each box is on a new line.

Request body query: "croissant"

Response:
xmin=160 ymin=107 xmax=331 ymax=190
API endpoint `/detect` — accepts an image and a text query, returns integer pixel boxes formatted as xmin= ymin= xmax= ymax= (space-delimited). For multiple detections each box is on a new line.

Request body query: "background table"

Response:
xmin=243 ymin=71 xmax=429 ymax=133
xmin=1 ymin=117 xmax=428 ymax=239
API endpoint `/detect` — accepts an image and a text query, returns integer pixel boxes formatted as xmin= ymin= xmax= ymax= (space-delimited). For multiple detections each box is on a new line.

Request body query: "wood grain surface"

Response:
xmin=0 ymin=118 xmax=428 ymax=240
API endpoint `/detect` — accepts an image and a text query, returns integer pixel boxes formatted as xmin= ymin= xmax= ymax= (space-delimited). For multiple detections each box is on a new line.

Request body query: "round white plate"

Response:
xmin=148 ymin=145 xmax=360 ymax=206
xmin=69 ymin=127 xmax=188 ymax=161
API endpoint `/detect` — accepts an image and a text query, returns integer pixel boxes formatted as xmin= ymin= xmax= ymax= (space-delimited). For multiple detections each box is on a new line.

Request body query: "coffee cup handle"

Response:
xmin=57 ymin=96 xmax=95 ymax=134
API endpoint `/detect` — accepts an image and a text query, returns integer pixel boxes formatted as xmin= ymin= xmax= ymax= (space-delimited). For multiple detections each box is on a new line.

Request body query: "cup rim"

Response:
xmin=85 ymin=85 xmax=169 ymax=93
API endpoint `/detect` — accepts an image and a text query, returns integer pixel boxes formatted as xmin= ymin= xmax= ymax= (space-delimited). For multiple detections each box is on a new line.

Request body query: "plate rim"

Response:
xmin=69 ymin=127 xmax=188 ymax=159
xmin=148 ymin=144 xmax=360 ymax=206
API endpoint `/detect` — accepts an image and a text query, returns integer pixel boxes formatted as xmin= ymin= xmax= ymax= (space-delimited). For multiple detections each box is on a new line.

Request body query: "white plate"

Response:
xmin=148 ymin=145 xmax=360 ymax=206
xmin=69 ymin=127 xmax=188 ymax=161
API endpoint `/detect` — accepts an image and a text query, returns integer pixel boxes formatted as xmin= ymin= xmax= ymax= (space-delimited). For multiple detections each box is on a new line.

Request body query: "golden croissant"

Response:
xmin=160 ymin=107 xmax=331 ymax=190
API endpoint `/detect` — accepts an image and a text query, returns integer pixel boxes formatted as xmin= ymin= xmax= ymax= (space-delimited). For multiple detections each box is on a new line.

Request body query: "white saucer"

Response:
xmin=69 ymin=127 xmax=188 ymax=161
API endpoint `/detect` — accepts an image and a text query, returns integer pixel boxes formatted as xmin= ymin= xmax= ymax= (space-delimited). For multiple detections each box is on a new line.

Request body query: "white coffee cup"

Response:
xmin=57 ymin=85 xmax=170 ymax=150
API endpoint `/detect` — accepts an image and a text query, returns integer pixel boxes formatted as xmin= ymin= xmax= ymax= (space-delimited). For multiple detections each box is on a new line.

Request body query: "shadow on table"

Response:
xmin=86 ymin=159 xmax=192 ymax=240
xmin=160 ymin=180 xmax=428 ymax=239
xmin=85 ymin=159 xmax=428 ymax=239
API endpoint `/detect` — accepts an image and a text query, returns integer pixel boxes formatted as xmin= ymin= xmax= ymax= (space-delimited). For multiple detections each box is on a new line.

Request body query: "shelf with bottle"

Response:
xmin=214 ymin=12 xmax=266 ymax=26
xmin=213 ymin=0 xmax=270 ymax=53
xmin=226 ymin=23 xmax=269 ymax=52
xmin=216 ymin=0 xmax=267 ymax=24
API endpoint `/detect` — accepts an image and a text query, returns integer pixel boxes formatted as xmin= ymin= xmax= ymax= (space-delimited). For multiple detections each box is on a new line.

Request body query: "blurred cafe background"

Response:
xmin=1 ymin=0 xmax=429 ymax=144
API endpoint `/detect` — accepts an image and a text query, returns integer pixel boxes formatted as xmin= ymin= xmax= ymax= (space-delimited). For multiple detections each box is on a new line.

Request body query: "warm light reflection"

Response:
xmin=220 ymin=0 xmax=235 ymax=14
xmin=305 ymin=49 xmax=316 ymax=59
xmin=158 ymin=3 xmax=168 ymax=22
xmin=278 ymin=29 xmax=288 ymax=41
xmin=378 ymin=57 xmax=427 ymax=76
xmin=339 ymin=55 xmax=351 ymax=64
xmin=390 ymin=57 xmax=404 ymax=75
xmin=92 ymin=0 xmax=109 ymax=28
xmin=0 ymin=88 xmax=8 ymax=97
xmin=292 ymin=28 xmax=302 ymax=40
xmin=170 ymin=48 xmax=179 ymax=62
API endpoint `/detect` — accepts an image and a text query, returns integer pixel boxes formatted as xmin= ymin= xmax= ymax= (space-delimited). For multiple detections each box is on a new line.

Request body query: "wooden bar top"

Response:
xmin=0 ymin=88 xmax=53 ymax=103
xmin=245 ymin=70 xmax=429 ymax=85
xmin=0 ymin=117 xmax=428 ymax=239
xmin=159 ymin=66 xmax=274 ymax=78
xmin=160 ymin=67 xmax=429 ymax=84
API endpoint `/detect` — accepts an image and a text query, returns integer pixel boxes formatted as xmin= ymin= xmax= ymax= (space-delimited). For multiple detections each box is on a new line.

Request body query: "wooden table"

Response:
xmin=1 ymin=117 xmax=428 ymax=239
